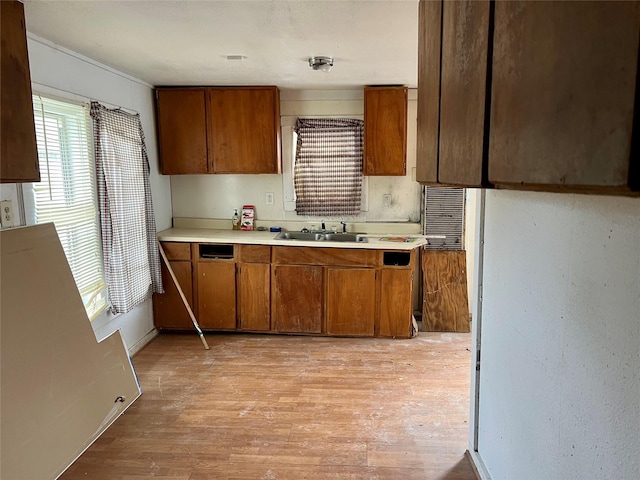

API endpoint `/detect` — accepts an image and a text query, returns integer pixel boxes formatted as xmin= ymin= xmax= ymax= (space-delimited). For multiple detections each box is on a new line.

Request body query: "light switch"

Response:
xmin=265 ymin=192 xmax=274 ymax=206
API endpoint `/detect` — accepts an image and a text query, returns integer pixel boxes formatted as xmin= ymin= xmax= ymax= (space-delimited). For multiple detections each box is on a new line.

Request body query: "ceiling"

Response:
xmin=23 ymin=0 xmax=419 ymax=90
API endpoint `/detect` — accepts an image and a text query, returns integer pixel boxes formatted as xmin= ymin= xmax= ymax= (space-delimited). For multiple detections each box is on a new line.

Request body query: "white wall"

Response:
xmin=476 ymin=190 xmax=640 ymax=480
xmin=465 ymin=189 xmax=479 ymax=313
xmin=170 ymin=89 xmax=423 ymax=225
xmin=25 ymin=35 xmax=172 ymax=353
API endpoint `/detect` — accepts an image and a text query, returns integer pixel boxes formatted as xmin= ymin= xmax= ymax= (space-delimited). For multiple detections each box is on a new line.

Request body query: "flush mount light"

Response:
xmin=308 ymin=56 xmax=333 ymax=72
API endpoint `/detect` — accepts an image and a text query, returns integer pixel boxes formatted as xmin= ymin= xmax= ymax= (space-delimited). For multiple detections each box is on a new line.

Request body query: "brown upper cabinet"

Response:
xmin=1 ymin=0 xmax=40 ymax=183
xmin=416 ymin=0 xmax=640 ymax=195
xmin=208 ymin=88 xmax=281 ymax=174
xmin=364 ymin=86 xmax=408 ymax=176
xmin=417 ymin=0 xmax=489 ymax=187
xmin=156 ymin=86 xmax=281 ymax=175
xmin=489 ymin=1 xmax=639 ymax=192
xmin=156 ymin=89 xmax=209 ymax=174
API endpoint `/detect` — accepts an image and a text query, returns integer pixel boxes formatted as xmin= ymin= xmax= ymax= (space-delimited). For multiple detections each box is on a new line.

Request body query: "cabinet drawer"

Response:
xmin=238 ymin=244 xmax=271 ymax=263
xmin=272 ymin=246 xmax=381 ymax=268
xmin=161 ymin=242 xmax=191 ymax=261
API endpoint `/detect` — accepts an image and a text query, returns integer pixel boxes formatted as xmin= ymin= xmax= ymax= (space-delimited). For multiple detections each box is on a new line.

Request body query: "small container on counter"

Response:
xmin=240 ymin=205 xmax=255 ymax=231
xmin=231 ymin=209 xmax=240 ymax=230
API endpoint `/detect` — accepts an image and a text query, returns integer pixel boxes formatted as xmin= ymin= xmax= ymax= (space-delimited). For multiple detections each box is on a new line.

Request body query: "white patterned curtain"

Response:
xmin=90 ymin=102 xmax=163 ymax=314
xmin=293 ymin=118 xmax=364 ymax=216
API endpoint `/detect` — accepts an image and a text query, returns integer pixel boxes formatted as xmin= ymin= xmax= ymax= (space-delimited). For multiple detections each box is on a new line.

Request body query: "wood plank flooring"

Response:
xmin=60 ymin=332 xmax=474 ymax=479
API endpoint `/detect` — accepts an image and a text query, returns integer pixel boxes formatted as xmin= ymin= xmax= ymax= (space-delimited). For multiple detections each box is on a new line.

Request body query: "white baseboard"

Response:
xmin=129 ymin=328 xmax=159 ymax=357
xmin=466 ymin=449 xmax=491 ymax=480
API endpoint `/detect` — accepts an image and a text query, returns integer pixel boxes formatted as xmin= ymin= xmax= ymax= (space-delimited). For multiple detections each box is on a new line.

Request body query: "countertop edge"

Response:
xmin=157 ymin=228 xmax=428 ymax=251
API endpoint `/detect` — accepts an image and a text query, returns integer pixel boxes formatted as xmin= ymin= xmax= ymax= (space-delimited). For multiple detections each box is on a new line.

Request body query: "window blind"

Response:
xmin=26 ymin=95 xmax=108 ymax=320
xmin=423 ymin=186 xmax=465 ymax=250
xmin=293 ymin=118 xmax=364 ymax=216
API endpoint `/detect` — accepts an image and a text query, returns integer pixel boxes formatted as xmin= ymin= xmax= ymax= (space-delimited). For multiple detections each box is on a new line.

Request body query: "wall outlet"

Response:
xmin=265 ymin=192 xmax=274 ymax=206
xmin=383 ymin=194 xmax=392 ymax=208
xmin=1 ymin=200 xmax=14 ymax=228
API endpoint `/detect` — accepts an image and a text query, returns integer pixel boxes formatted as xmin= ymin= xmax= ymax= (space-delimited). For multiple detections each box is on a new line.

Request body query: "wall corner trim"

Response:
xmin=466 ymin=449 xmax=492 ymax=480
xmin=129 ymin=328 xmax=160 ymax=357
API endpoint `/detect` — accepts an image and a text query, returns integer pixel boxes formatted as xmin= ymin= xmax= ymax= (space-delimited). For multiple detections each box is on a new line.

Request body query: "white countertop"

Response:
xmin=158 ymin=228 xmax=428 ymax=251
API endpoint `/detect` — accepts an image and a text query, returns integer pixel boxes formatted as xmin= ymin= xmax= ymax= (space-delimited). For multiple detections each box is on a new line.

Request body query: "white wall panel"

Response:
xmin=477 ymin=190 xmax=640 ymax=480
xmin=171 ymin=90 xmax=422 ymax=225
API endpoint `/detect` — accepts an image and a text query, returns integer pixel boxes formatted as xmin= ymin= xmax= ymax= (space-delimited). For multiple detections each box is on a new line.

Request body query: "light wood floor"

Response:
xmin=61 ymin=332 xmax=474 ymax=479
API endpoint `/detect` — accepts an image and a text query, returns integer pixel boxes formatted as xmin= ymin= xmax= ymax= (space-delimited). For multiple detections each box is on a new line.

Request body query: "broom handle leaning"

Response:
xmin=158 ymin=242 xmax=210 ymax=350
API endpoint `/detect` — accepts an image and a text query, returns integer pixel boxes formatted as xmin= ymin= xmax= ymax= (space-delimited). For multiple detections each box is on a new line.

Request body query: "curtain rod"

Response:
xmin=31 ymin=82 xmax=140 ymax=116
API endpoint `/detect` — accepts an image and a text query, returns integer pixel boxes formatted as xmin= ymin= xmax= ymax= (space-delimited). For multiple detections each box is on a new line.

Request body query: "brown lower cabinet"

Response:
xmin=153 ymin=259 xmax=194 ymax=330
xmin=326 ymin=268 xmax=377 ymax=336
xmin=237 ymin=244 xmax=271 ymax=331
xmin=237 ymin=263 xmax=271 ymax=331
xmin=272 ymin=265 xmax=323 ymax=334
xmin=379 ymin=269 xmax=413 ymax=338
xmin=422 ymin=250 xmax=469 ymax=333
xmin=153 ymin=241 xmax=418 ymax=338
xmin=197 ymin=261 xmax=236 ymax=330
xmin=153 ymin=242 xmax=194 ymax=330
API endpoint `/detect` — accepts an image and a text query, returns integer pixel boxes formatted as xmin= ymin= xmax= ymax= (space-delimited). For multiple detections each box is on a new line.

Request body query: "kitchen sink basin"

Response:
xmin=274 ymin=232 xmax=325 ymax=241
xmin=324 ymin=233 xmax=367 ymax=243
xmin=274 ymin=232 xmax=367 ymax=243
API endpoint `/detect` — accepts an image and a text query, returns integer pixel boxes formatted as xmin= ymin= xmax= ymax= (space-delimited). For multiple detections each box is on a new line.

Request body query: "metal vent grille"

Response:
xmin=423 ymin=186 xmax=465 ymax=250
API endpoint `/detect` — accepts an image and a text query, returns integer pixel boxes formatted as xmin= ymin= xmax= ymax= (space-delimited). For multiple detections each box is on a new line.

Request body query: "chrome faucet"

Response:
xmin=340 ymin=221 xmax=347 ymax=233
xmin=321 ymin=221 xmax=326 ymax=232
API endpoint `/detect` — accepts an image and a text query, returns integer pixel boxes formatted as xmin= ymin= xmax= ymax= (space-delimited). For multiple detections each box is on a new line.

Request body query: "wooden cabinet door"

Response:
xmin=364 ymin=86 xmax=408 ymax=176
xmin=272 ymin=265 xmax=322 ymax=334
xmin=1 ymin=0 xmax=39 ymax=183
xmin=326 ymin=268 xmax=376 ymax=336
xmin=379 ymin=269 xmax=413 ymax=338
xmin=422 ymin=251 xmax=469 ymax=332
xmin=416 ymin=0 xmax=442 ymax=184
xmin=208 ymin=87 xmax=281 ymax=174
xmin=153 ymin=260 xmax=194 ymax=330
xmin=197 ymin=261 xmax=237 ymax=330
xmin=237 ymin=263 xmax=271 ymax=331
xmin=156 ymin=88 xmax=208 ymax=174
xmin=489 ymin=1 xmax=639 ymax=192
xmin=438 ymin=0 xmax=489 ymax=187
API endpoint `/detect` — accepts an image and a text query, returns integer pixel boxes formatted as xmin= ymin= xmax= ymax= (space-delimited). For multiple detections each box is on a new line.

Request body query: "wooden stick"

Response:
xmin=158 ymin=242 xmax=210 ymax=350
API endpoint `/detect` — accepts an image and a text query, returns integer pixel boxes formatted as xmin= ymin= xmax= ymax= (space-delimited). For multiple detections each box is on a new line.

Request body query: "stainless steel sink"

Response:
xmin=275 ymin=232 xmax=325 ymax=241
xmin=324 ymin=233 xmax=367 ymax=243
xmin=274 ymin=231 xmax=367 ymax=243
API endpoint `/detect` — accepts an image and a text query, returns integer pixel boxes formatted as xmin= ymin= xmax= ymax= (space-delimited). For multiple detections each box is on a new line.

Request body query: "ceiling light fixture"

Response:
xmin=308 ymin=56 xmax=333 ymax=72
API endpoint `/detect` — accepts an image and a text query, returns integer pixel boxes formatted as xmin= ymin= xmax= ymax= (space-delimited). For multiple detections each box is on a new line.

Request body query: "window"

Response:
xmin=24 ymin=95 xmax=108 ymax=320
xmin=423 ymin=186 xmax=465 ymax=250
xmin=293 ymin=118 xmax=364 ymax=217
